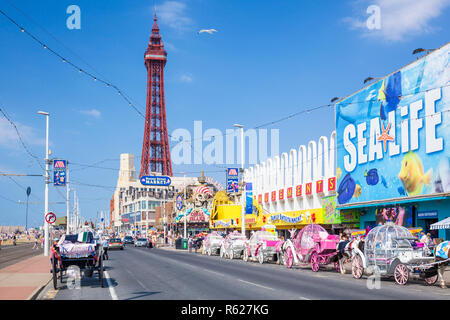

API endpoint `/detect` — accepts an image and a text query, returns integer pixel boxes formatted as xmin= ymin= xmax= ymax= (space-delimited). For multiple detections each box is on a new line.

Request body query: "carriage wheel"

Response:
xmin=228 ymin=248 xmax=234 ymax=260
xmin=284 ymin=247 xmax=293 ymax=269
xmin=394 ymin=263 xmax=409 ymax=285
xmin=52 ymin=257 xmax=58 ymax=290
xmin=257 ymin=250 xmax=264 ymax=264
xmin=311 ymin=252 xmax=320 ymax=272
xmin=207 ymin=248 xmax=212 ymax=256
xmin=334 ymin=260 xmax=341 ymax=273
xmin=60 ymin=263 xmax=64 ymax=284
xmin=425 ymin=274 xmax=438 ymax=286
xmin=98 ymin=255 xmax=104 ymax=288
xmin=243 ymin=249 xmax=249 ymax=262
xmin=352 ymin=255 xmax=363 ymax=279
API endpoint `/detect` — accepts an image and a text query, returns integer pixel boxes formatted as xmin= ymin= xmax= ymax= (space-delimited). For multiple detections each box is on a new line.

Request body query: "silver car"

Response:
xmin=134 ymin=238 xmax=148 ymax=247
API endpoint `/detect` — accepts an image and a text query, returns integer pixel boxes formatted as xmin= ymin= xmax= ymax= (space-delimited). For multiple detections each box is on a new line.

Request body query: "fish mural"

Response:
xmin=337 ymin=173 xmax=356 ymax=205
xmin=336 ymin=43 xmax=449 ymax=205
xmin=365 ymin=169 xmax=379 ymax=186
xmin=381 ymin=175 xmax=388 ymax=188
xmin=378 ymin=71 xmax=402 ymax=120
xmin=398 ymin=151 xmax=432 ymax=197
xmin=336 ymin=167 xmax=342 ymax=180
xmin=353 ymin=184 xmax=362 ymax=198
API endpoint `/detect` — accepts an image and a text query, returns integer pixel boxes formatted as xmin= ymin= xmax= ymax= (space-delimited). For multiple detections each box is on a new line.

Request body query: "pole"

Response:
xmin=66 ymin=162 xmax=70 ymax=234
xmin=183 ymin=174 xmax=187 ymax=239
xmin=44 ymin=113 xmax=50 ymax=256
xmin=25 ymin=187 xmax=31 ymax=231
xmin=163 ymin=199 xmax=166 ymax=246
xmin=240 ymin=126 xmax=245 ymax=236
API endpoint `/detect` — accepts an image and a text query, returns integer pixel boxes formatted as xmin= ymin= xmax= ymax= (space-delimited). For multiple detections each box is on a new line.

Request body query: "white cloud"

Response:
xmin=180 ymin=74 xmax=193 ymax=83
xmin=80 ymin=109 xmax=101 ymax=118
xmin=0 ymin=117 xmax=44 ymax=150
xmin=343 ymin=0 xmax=450 ymax=41
xmin=156 ymin=1 xmax=194 ymax=32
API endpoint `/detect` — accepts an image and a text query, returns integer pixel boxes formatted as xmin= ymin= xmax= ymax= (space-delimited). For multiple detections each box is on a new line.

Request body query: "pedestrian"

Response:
xmin=40 ymin=237 xmax=44 ymax=248
xmin=102 ymin=236 xmax=109 ymax=260
xmin=13 ymin=234 xmax=16 ymax=246
xmin=32 ymin=237 xmax=39 ymax=249
xmin=426 ymin=233 xmax=434 ymax=248
xmin=419 ymin=231 xmax=427 ymax=243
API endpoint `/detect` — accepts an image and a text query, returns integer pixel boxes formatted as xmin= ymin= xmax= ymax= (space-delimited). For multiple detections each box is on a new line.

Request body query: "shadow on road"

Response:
xmin=125 ymin=291 xmax=161 ymax=300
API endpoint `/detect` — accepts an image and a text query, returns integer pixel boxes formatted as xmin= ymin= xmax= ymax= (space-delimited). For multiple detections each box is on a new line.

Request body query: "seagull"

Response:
xmin=197 ymin=29 xmax=217 ymax=35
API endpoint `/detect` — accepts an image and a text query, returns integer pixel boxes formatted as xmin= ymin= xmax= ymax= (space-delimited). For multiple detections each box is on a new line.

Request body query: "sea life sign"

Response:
xmin=336 ymin=43 xmax=449 ymax=205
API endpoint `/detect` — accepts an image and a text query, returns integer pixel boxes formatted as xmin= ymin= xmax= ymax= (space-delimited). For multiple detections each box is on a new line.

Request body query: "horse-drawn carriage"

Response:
xmin=219 ymin=231 xmax=247 ymax=260
xmin=202 ymin=231 xmax=224 ymax=256
xmin=243 ymin=230 xmax=282 ymax=264
xmin=282 ymin=224 xmax=341 ymax=272
xmin=350 ymin=222 xmax=449 ymax=286
xmin=50 ymin=229 xmax=104 ymax=289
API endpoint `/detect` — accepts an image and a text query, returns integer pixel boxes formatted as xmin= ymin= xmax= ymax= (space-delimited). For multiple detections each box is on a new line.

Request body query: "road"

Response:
xmin=0 ymin=243 xmax=43 ymax=270
xmin=38 ymin=245 xmax=450 ymax=300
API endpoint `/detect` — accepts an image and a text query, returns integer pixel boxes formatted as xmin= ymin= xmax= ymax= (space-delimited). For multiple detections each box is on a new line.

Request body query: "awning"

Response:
xmin=430 ymin=217 xmax=450 ymax=230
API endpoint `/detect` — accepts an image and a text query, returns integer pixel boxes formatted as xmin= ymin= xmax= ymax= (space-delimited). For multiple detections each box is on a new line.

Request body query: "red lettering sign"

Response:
xmin=287 ymin=187 xmax=293 ymax=199
xmin=279 ymin=189 xmax=284 ymax=200
xmin=264 ymin=193 xmax=269 ymax=203
xmin=296 ymin=185 xmax=302 ymax=197
xmin=316 ymin=180 xmax=324 ymax=194
xmin=328 ymin=177 xmax=336 ymax=191
xmin=306 ymin=182 xmax=312 ymax=196
xmin=258 ymin=194 xmax=262 ymax=204
xmin=271 ymin=191 xmax=276 ymax=202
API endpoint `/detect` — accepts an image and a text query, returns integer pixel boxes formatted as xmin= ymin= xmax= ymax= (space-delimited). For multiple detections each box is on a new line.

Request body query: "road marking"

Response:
xmin=203 ymin=269 xmax=226 ymax=277
xmin=238 ymin=279 xmax=274 ymax=290
xmin=104 ymin=270 xmax=118 ymax=300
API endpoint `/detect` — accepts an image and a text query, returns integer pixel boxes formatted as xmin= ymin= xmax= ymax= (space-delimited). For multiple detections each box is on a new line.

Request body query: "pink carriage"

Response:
xmin=283 ymin=224 xmax=341 ymax=272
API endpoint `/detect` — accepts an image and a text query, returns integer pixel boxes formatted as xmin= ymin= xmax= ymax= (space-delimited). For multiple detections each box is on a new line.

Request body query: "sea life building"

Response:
xmin=335 ymin=43 xmax=450 ymax=241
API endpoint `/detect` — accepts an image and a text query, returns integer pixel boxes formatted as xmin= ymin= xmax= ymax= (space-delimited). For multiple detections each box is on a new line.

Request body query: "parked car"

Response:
xmin=134 ymin=238 xmax=148 ymax=247
xmin=123 ymin=236 xmax=134 ymax=245
xmin=109 ymin=238 xmax=124 ymax=250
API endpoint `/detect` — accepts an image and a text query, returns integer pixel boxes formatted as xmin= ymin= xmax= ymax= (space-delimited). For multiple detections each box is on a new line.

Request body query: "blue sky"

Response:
xmin=0 ymin=0 xmax=449 ymax=227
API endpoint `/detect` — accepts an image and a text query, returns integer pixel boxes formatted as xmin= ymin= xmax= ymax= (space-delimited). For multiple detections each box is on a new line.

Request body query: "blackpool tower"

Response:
xmin=140 ymin=14 xmax=173 ymax=177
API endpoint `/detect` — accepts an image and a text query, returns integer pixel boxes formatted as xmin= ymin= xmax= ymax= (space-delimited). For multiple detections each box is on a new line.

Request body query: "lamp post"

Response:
xmin=233 ymin=124 xmax=245 ymax=235
xmin=180 ymin=172 xmax=187 ymax=239
xmin=37 ymin=110 xmax=50 ymax=256
xmin=25 ymin=187 xmax=31 ymax=231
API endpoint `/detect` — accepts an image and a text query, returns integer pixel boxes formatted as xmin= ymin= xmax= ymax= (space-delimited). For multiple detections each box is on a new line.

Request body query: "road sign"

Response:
xmin=53 ymin=159 xmax=67 ymax=186
xmin=140 ymin=175 xmax=171 ymax=186
xmin=45 ymin=212 xmax=56 ymax=224
xmin=227 ymin=168 xmax=239 ymax=192
xmin=176 ymin=195 xmax=183 ymax=210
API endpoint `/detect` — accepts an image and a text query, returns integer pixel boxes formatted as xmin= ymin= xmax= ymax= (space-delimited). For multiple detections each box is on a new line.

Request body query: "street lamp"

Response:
xmin=233 ymin=123 xmax=245 ymax=236
xmin=25 ymin=187 xmax=31 ymax=231
xmin=180 ymin=172 xmax=187 ymax=239
xmin=37 ymin=110 xmax=50 ymax=256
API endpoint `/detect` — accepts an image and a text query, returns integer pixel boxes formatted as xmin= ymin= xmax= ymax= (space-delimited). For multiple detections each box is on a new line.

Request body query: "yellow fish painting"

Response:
xmin=398 ymin=151 xmax=432 ymax=197
xmin=336 ymin=167 xmax=342 ymax=180
xmin=353 ymin=184 xmax=362 ymax=198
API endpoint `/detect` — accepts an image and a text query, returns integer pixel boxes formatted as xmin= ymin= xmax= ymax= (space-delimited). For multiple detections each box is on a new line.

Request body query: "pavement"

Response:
xmin=0 ymin=253 xmax=51 ymax=300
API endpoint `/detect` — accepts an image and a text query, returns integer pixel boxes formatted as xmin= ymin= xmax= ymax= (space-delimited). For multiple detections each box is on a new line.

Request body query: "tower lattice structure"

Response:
xmin=140 ymin=14 xmax=173 ymax=178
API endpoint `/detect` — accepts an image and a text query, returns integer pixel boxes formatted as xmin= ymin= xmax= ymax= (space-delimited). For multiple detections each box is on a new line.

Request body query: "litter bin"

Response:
xmin=175 ymin=238 xmax=182 ymax=249
xmin=182 ymin=238 xmax=188 ymax=250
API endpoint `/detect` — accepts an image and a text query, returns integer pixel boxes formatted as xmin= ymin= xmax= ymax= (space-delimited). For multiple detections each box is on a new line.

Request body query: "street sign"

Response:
xmin=140 ymin=175 xmax=171 ymax=186
xmin=227 ymin=168 xmax=239 ymax=193
xmin=53 ymin=160 xmax=67 ymax=186
xmin=176 ymin=195 xmax=183 ymax=210
xmin=45 ymin=212 xmax=56 ymax=224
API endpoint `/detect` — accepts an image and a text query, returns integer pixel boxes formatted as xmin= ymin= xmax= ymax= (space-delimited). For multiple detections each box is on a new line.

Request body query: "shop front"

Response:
xmin=335 ymin=43 xmax=450 ymax=241
xmin=243 ymin=131 xmax=337 ymax=238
